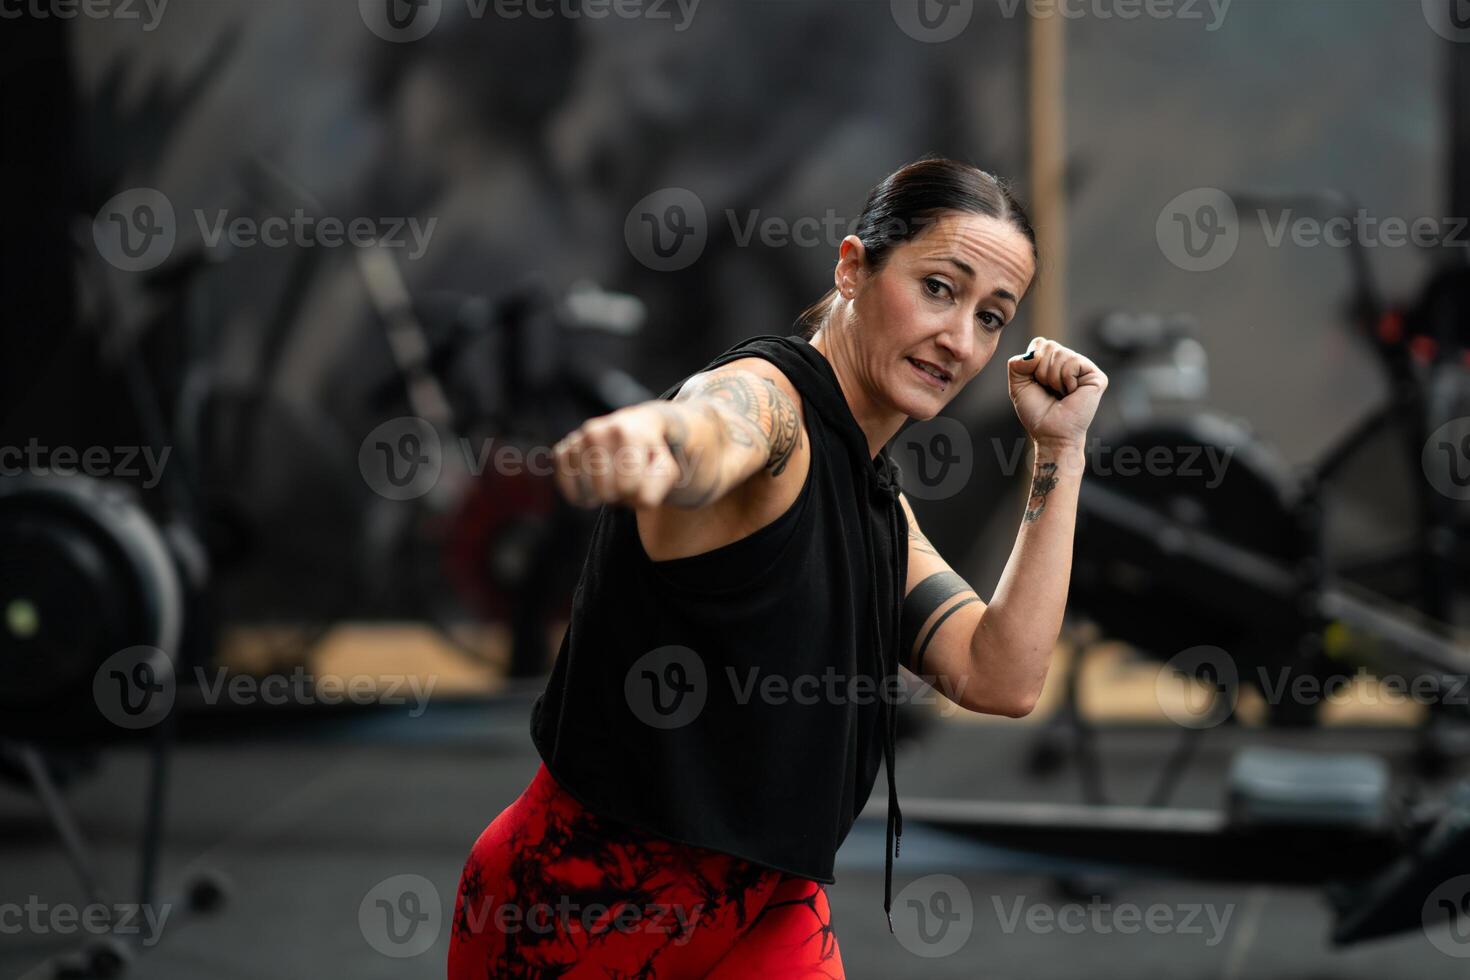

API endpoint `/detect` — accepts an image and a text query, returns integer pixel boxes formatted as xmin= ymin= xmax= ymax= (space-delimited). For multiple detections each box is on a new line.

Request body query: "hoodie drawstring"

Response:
xmin=873 ymin=453 xmax=905 ymax=933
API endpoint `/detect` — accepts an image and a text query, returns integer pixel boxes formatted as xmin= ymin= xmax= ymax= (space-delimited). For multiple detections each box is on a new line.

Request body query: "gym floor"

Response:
xmin=2 ymin=631 xmax=1465 ymax=979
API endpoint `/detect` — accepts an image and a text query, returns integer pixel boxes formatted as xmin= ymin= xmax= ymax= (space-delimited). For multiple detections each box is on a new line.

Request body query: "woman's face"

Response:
xmin=837 ymin=211 xmax=1035 ymax=420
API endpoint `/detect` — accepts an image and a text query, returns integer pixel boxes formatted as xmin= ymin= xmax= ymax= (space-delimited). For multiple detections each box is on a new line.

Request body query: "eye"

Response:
xmin=922 ymin=276 xmax=953 ymax=300
xmin=978 ymin=310 xmax=1005 ymax=332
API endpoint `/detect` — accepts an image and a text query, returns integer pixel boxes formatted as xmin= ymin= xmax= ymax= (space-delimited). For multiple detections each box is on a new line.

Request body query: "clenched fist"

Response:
xmin=552 ymin=404 xmax=688 ymax=509
xmin=1006 ymin=337 xmax=1108 ymax=450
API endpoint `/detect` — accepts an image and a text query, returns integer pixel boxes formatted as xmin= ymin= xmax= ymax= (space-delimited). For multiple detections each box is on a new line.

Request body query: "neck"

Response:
xmin=809 ymin=318 xmax=909 ymax=460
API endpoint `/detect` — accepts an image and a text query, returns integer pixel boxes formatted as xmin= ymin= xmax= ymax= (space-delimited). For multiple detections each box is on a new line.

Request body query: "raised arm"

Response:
xmin=900 ymin=336 xmax=1106 ymax=718
xmin=551 ymin=357 xmax=807 ymax=515
xmin=898 ymin=441 xmax=1079 ymax=717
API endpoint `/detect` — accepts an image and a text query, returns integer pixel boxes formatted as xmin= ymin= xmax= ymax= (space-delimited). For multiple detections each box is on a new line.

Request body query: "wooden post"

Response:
xmin=1027 ymin=9 xmax=1067 ymax=344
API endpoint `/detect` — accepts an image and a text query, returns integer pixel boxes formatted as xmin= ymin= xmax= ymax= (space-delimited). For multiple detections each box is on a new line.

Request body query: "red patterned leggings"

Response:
xmin=448 ymin=763 xmax=845 ymax=978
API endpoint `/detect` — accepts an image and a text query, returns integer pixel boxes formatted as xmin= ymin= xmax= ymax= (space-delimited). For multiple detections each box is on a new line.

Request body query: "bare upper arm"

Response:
xmin=672 ymin=358 xmax=806 ymax=477
xmin=637 ymin=359 xmax=810 ymax=561
xmin=898 ymin=492 xmax=987 ymax=694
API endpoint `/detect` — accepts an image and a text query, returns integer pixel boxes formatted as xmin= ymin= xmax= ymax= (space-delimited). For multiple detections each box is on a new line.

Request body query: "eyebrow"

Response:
xmin=935 ymin=255 xmax=1019 ymax=305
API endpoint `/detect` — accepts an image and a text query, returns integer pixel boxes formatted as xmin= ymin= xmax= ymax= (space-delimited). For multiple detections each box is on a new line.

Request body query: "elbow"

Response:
xmin=957 ymin=686 xmax=1039 ymax=719
xmin=992 ymin=689 xmax=1040 ymax=719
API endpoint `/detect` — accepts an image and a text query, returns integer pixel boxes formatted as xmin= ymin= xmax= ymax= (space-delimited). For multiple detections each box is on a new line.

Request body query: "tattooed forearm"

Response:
xmin=1023 ymin=461 xmax=1059 ymax=523
xmin=651 ymin=403 xmax=719 ymax=507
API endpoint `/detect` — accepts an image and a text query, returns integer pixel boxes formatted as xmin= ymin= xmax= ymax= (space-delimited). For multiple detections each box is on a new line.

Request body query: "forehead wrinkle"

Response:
xmin=911 ymin=218 xmax=1033 ymax=299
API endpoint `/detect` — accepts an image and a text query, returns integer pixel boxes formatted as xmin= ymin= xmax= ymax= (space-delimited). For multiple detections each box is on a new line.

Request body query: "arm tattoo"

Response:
xmin=652 ymin=402 xmax=719 ymax=508
xmin=900 ymin=571 xmax=980 ymax=673
xmin=912 ymin=597 xmax=981 ymax=676
xmin=682 ymin=371 xmax=803 ymax=476
xmin=907 ymin=522 xmax=940 ymax=559
xmin=1023 ymin=461 xmax=1059 ymax=524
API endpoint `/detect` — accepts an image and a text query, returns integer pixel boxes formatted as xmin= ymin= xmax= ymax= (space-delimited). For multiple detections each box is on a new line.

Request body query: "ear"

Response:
xmin=834 ymin=234 xmax=868 ymax=299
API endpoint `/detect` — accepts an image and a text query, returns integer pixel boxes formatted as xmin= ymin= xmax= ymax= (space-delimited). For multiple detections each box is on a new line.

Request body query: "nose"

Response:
xmin=934 ymin=312 xmax=975 ymax=365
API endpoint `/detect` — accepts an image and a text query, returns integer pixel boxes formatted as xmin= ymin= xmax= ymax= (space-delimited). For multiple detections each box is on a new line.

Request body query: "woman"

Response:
xmin=448 ymin=157 xmax=1107 ymax=977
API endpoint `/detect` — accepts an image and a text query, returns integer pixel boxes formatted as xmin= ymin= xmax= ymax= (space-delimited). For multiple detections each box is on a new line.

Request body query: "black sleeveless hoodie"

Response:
xmin=530 ymin=333 xmax=910 ymax=929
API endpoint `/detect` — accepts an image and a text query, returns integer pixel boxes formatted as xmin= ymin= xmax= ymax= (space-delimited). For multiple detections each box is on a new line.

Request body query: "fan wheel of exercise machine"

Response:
xmin=1071 ymin=412 xmax=1329 ymax=726
xmin=0 ymin=475 xmax=182 ymax=747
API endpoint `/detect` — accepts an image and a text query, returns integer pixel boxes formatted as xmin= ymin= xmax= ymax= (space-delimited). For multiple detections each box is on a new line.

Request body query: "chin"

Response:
xmin=892 ymin=386 xmax=949 ymax=421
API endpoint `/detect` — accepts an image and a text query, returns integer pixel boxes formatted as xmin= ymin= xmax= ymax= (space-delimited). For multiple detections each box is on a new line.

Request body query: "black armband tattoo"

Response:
xmin=912 ymin=597 xmax=980 ymax=677
xmin=900 ymin=571 xmax=979 ymax=671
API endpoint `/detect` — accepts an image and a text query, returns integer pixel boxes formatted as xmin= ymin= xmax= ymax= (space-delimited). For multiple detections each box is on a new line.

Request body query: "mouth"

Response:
xmin=905 ymin=356 xmax=953 ymax=389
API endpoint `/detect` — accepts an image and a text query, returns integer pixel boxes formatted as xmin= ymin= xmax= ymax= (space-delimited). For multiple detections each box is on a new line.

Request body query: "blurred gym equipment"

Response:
xmin=356 ymin=247 xmax=652 ymax=677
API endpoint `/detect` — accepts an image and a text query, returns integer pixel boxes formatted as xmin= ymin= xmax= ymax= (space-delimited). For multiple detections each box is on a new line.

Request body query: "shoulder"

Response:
xmin=675 ymin=356 xmax=804 ymax=420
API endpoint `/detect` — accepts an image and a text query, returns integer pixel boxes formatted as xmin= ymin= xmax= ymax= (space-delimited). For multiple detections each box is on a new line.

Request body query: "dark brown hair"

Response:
xmin=794 ymin=156 xmax=1038 ymax=339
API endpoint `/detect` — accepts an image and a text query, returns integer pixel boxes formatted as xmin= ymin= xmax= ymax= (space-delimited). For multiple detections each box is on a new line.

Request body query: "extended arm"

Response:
xmin=552 ymin=359 xmax=805 ymax=511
